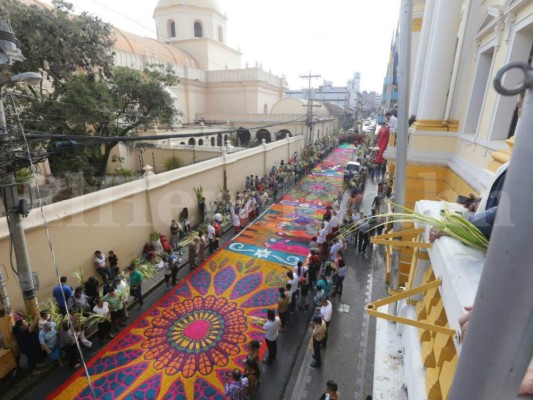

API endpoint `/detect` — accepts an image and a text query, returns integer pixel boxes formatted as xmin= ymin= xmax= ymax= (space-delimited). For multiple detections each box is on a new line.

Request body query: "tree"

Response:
xmin=8 ymin=0 xmax=115 ymax=92
xmin=7 ymin=1 xmax=180 ymax=182
xmin=53 ymin=65 xmax=179 ymax=177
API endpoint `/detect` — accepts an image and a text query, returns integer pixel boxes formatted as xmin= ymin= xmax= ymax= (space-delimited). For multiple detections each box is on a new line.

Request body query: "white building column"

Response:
xmin=409 ymin=0 xmax=436 ymax=116
xmin=416 ymin=0 xmax=463 ymax=126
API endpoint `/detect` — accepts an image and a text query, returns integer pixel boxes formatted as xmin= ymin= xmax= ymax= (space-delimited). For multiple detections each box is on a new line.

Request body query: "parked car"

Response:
xmin=343 ymin=161 xmax=361 ymax=181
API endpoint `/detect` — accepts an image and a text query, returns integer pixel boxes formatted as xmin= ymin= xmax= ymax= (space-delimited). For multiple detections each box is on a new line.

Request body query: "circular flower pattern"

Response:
xmin=141 ymin=296 xmax=247 ymax=378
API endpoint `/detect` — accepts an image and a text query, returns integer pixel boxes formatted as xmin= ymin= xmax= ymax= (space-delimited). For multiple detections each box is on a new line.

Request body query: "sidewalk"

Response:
xmin=284 ymin=177 xmax=389 ymax=400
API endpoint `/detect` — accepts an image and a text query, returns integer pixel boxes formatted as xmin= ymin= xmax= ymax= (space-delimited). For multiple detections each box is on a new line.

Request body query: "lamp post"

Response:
xmin=0 ymin=38 xmax=43 ymax=317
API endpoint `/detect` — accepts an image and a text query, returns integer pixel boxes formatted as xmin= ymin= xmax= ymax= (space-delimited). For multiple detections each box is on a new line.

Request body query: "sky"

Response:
xmin=41 ymin=0 xmax=400 ymax=92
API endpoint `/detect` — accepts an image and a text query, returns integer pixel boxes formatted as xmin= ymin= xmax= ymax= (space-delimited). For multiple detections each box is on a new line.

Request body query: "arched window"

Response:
xmin=188 ymin=138 xmax=196 ymax=145
xmin=218 ymin=25 xmax=224 ymax=43
xmin=198 ymin=139 xmax=204 ymax=146
xmin=194 ymin=21 xmax=203 ymax=38
xmin=168 ymin=20 xmax=176 ymax=38
xmin=210 ymin=137 xmax=215 ymax=146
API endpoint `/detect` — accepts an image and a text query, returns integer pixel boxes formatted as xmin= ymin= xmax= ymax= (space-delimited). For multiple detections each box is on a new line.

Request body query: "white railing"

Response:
xmin=207 ymin=67 xmax=286 ymax=87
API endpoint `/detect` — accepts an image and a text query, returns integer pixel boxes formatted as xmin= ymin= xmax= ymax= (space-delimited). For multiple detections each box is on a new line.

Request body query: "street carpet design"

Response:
xmin=48 ymin=144 xmax=355 ymax=400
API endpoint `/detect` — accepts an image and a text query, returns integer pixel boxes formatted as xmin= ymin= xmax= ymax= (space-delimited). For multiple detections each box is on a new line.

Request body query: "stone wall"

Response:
xmin=0 ymin=136 xmax=305 ymax=310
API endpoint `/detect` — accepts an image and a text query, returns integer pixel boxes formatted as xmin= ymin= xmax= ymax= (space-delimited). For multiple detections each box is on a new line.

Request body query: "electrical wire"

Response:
xmin=7 ymin=95 xmax=98 ymax=400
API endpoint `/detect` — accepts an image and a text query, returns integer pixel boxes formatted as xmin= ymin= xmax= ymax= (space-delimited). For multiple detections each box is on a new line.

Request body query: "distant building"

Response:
xmin=286 ymin=72 xmax=362 ymax=110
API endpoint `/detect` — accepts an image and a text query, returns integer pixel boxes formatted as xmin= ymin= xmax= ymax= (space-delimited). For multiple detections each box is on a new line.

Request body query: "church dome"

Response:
xmin=156 ymin=0 xmax=224 ymax=14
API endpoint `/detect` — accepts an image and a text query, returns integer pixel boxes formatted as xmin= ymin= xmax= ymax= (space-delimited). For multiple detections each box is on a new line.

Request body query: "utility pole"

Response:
xmin=300 ymin=72 xmax=321 ymax=145
xmin=389 ymin=0 xmax=412 ymax=316
xmin=0 ymin=20 xmax=41 ymax=317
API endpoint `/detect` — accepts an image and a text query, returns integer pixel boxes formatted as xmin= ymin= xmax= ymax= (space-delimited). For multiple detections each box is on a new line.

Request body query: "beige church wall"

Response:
xmin=0 ymin=187 xmax=153 ymax=310
xmin=0 ymin=138 xmax=304 ymax=310
xmin=206 ymin=85 xmax=249 ymax=114
xmin=139 ymin=147 xmax=221 ymax=172
xmin=205 ymin=41 xmax=241 ymax=70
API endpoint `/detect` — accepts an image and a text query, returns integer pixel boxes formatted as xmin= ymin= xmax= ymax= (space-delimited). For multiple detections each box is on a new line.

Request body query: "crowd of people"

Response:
xmin=11 ymin=248 xmax=150 ymax=377
xmin=11 ymin=135 xmax=355 ymax=398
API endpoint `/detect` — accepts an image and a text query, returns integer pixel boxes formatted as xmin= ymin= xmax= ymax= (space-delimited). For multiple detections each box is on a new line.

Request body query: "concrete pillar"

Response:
xmin=416 ymin=0 xmax=463 ymax=122
xmin=409 ymin=0 xmax=436 ymax=116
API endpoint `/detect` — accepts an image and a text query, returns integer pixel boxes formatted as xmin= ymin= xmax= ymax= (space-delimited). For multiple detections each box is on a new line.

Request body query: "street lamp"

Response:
xmin=0 ymin=21 xmax=43 ymax=317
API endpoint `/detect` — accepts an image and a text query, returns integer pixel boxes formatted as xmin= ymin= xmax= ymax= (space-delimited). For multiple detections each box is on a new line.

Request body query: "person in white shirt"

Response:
xmin=317 ymin=224 xmax=327 ymax=245
xmin=93 ymin=297 xmax=113 ymax=341
xmin=207 ymin=222 xmax=216 ymax=253
xmin=386 ymin=111 xmax=398 ymax=133
xmin=330 ymin=212 xmax=339 ymax=236
xmin=329 ymin=240 xmax=342 ymax=261
xmin=287 ymin=271 xmax=299 ymax=312
xmin=233 ymin=212 xmax=241 ymax=234
xmin=319 ymin=298 xmax=333 ymax=346
xmin=263 ymin=309 xmax=281 ymax=363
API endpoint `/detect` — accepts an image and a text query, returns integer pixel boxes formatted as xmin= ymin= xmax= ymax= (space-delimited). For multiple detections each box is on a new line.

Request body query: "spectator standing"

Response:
xmin=38 ymin=310 xmax=51 ymax=332
xmin=93 ymin=251 xmax=111 ymax=282
xmin=162 ymin=256 xmax=172 ymax=290
xmin=179 ymin=207 xmax=191 ymax=234
xmin=53 ymin=276 xmax=73 ymax=315
xmin=114 ymin=276 xmax=130 ymax=318
xmin=277 ymin=287 xmax=289 ymax=331
xmin=358 ymin=218 xmax=370 ymax=254
xmin=108 ymin=251 xmax=119 ymax=277
xmin=244 ymin=359 xmax=259 ymax=399
xmin=199 ymin=197 xmax=206 ymax=223
xmin=12 ymin=317 xmax=41 ymax=376
xmin=224 ymin=368 xmax=249 ymax=400
xmin=320 ymin=298 xmax=333 ymax=347
xmin=59 ymin=321 xmax=80 ymax=369
xmin=127 ymin=265 xmax=144 ymax=309
xmin=92 ymin=297 xmax=113 ymax=342
xmin=207 ymin=221 xmax=216 ymax=253
xmin=170 ymin=219 xmax=181 ymax=250
xmin=198 ymin=231 xmax=207 ymax=261
xmin=310 ymin=315 xmax=327 ymax=369
xmin=189 ymin=237 xmax=199 ymax=269
xmin=67 ymin=287 xmax=91 ymax=314
xmin=287 ymin=272 xmax=299 ymax=313
xmin=39 ymin=321 xmax=60 ymax=362
xmin=298 ymin=270 xmax=310 ymax=310
xmin=334 ymin=259 xmax=347 ymax=296
xmin=319 ymin=380 xmax=340 ymax=400
xmin=84 ymin=277 xmax=99 ymax=310
xmin=103 ymin=287 xmax=124 ymax=332
xmin=262 ymin=309 xmax=281 ymax=364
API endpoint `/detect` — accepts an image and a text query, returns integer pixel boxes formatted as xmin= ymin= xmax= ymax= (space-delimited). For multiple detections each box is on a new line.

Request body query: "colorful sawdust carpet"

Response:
xmin=49 ymin=145 xmax=354 ymax=400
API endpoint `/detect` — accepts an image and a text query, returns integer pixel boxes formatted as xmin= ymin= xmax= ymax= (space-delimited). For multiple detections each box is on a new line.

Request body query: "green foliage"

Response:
xmin=15 ymin=168 xmax=33 ymax=183
xmin=113 ymin=167 xmax=134 ymax=178
xmin=149 ymin=231 xmax=161 ymax=242
xmin=194 ymin=187 xmax=203 ymax=204
xmin=163 ymin=156 xmax=182 ymax=171
xmin=8 ymin=1 xmax=181 ymax=185
xmin=9 ymin=0 xmax=115 ymax=89
xmin=72 ymin=267 xmax=85 ymax=286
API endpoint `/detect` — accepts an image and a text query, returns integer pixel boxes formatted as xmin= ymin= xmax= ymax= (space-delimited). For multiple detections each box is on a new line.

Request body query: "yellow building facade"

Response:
xmin=386 ymin=0 xmax=532 ymax=209
xmin=374 ymin=1 xmax=533 ymax=399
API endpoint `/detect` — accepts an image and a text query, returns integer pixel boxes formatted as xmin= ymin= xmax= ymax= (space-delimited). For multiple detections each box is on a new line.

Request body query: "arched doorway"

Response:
xmin=224 ymin=135 xmax=228 ymax=145
xmin=210 ymin=137 xmax=215 ymax=146
xmin=180 ymin=142 xmax=185 ymax=145
xmin=237 ymin=127 xmax=251 ymax=146
xmin=276 ymin=129 xmax=292 ymax=140
xmin=198 ymin=139 xmax=204 ymax=146
xmin=217 ymin=133 xmax=223 ymax=147
xmin=188 ymin=138 xmax=196 ymax=145
xmin=256 ymin=129 xmax=272 ymax=143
